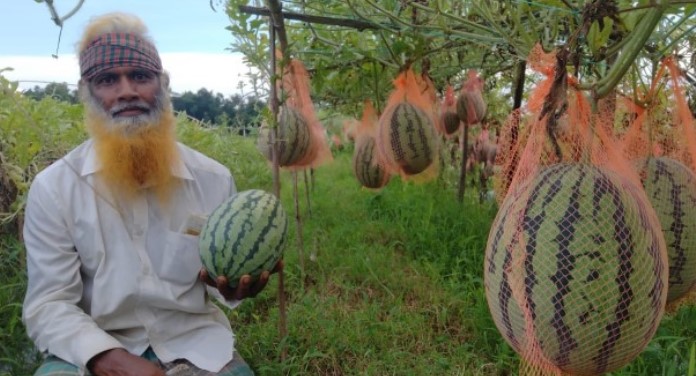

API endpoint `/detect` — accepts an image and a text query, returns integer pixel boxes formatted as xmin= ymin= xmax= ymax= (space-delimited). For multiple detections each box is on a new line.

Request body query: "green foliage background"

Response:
xmin=222 ymin=0 xmax=696 ymax=117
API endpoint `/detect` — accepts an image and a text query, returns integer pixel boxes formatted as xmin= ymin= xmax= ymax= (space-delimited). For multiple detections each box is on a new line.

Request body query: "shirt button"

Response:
xmin=134 ymin=226 xmax=144 ymax=237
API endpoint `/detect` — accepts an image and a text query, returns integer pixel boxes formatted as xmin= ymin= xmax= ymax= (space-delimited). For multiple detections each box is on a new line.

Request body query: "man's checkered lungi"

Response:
xmin=32 ymin=348 xmax=254 ymax=376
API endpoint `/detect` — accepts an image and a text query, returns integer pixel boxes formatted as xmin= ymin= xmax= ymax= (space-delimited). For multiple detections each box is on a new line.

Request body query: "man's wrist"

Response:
xmin=87 ymin=348 xmax=125 ymax=373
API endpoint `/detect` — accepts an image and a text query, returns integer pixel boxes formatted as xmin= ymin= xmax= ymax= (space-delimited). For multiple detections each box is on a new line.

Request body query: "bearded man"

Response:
xmin=22 ymin=12 xmax=279 ymax=376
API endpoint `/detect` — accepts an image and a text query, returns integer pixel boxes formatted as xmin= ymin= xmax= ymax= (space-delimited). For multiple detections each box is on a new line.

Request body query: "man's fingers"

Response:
xmin=234 ymin=275 xmax=252 ymax=300
xmin=248 ymin=271 xmax=270 ymax=297
xmin=216 ymin=276 xmax=234 ymax=297
xmin=199 ymin=269 xmax=215 ymax=287
xmin=272 ymin=259 xmax=284 ymax=274
xmin=206 ymin=266 xmax=279 ymax=300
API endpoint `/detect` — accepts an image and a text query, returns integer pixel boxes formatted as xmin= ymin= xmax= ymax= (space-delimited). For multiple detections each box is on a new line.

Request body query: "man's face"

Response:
xmin=86 ymin=66 xmax=163 ymax=133
xmin=83 ymin=65 xmax=179 ymax=201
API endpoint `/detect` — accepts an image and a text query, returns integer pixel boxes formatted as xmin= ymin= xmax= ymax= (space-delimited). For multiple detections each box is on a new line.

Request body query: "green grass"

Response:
xmin=0 ymin=236 xmax=42 ymax=375
xmin=229 ymin=149 xmax=511 ymax=375
xmin=1 ymin=133 xmax=695 ymax=375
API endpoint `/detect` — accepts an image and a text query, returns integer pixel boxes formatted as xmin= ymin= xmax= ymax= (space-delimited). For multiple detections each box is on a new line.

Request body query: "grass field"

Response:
xmin=1 ymin=127 xmax=695 ymax=376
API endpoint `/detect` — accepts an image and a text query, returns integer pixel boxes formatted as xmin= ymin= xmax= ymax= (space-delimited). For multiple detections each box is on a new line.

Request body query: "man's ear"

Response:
xmin=77 ymin=79 xmax=89 ymax=103
xmin=160 ymin=72 xmax=171 ymax=91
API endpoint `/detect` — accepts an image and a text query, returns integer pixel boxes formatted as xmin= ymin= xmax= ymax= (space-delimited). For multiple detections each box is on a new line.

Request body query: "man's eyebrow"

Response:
xmin=93 ymin=72 xmax=117 ymax=81
xmin=131 ymin=69 xmax=155 ymax=76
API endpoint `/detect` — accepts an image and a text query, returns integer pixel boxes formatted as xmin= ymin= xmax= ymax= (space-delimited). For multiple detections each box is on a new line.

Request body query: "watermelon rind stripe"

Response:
xmin=217 ymin=191 xmax=260 ymax=277
xmin=547 ymin=166 xmax=584 ymax=367
xmin=224 ymin=193 xmax=286 ymax=278
xmin=283 ymin=108 xmax=308 ymax=166
xmin=410 ymin=105 xmax=433 ymax=164
xmin=202 ymin=192 xmax=243 ymax=278
xmin=354 ymin=136 xmax=388 ymax=189
xmin=219 ymin=192 xmax=262 ymax=277
xmin=592 ymin=172 xmax=635 ymax=374
xmin=388 ymin=102 xmax=434 ymax=174
xmin=199 ymin=190 xmax=287 ymax=284
xmin=526 ymin=165 xmax=570 ymax=331
xmin=523 ymin=165 xmax=576 ymax=362
xmin=495 ymin=165 xmax=573 ymax=352
xmin=659 ymin=160 xmax=689 ymax=286
xmin=651 ymin=159 xmax=691 ymax=296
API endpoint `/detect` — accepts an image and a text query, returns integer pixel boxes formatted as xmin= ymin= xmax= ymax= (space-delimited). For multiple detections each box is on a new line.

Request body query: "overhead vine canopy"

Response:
xmin=222 ymin=0 xmax=696 ymax=117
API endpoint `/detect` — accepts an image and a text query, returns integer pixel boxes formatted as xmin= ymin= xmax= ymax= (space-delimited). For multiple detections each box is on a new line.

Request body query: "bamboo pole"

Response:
xmin=293 ymin=172 xmax=306 ymax=274
xmin=267 ymin=18 xmax=288 ymax=361
xmin=457 ymin=123 xmax=469 ymax=203
xmin=303 ymin=169 xmax=312 ymax=218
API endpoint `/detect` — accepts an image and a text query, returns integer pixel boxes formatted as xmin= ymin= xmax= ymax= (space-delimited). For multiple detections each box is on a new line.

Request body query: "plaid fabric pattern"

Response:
xmin=79 ymin=32 xmax=162 ymax=80
xmin=33 ymin=349 xmax=254 ymax=376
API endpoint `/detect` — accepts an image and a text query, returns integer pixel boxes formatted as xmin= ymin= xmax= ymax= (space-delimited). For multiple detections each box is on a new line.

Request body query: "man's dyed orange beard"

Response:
xmin=84 ymin=93 xmax=181 ymax=206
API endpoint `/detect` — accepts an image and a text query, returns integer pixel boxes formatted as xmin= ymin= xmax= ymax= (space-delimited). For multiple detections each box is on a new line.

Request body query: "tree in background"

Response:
xmin=23 ymin=82 xmax=78 ymax=104
xmin=172 ymin=88 xmax=224 ymax=124
xmin=171 ymin=88 xmax=265 ymax=134
xmin=20 ymin=83 xmax=266 ymax=133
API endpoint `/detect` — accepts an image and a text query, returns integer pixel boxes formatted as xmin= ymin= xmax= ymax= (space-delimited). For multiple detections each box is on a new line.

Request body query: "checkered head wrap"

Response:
xmin=79 ymin=32 xmax=162 ymax=81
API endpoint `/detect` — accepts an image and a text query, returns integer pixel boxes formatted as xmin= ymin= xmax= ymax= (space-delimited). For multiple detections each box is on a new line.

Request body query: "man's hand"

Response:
xmin=198 ymin=259 xmax=284 ymax=301
xmin=88 ymin=348 xmax=164 ymax=376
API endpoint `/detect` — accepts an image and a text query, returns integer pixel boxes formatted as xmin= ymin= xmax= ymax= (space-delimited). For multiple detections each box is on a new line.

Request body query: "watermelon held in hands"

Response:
xmin=199 ymin=189 xmax=288 ymax=287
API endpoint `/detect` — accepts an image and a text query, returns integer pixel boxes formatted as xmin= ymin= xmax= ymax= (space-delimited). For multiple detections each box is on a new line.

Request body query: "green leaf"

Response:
xmin=389 ymin=39 xmax=411 ymax=57
xmin=249 ymin=19 xmax=265 ymax=30
xmin=587 ymin=20 xmax=601 ymax=55
xmin=598 ymin=17 xmax=614 ymax=47
xmin=587 ymin=17 xmax=614 ymax=56
xmin=621 ymin=10 xmax=642 ymax=33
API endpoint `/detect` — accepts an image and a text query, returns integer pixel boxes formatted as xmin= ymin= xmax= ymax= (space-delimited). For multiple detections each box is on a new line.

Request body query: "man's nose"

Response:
xmin=116 ymin=76 xmax=139 ymax=101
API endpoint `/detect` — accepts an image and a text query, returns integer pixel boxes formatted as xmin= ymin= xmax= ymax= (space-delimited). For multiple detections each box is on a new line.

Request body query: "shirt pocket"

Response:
xmin=157 ymin=230 xmax=203 ymax=288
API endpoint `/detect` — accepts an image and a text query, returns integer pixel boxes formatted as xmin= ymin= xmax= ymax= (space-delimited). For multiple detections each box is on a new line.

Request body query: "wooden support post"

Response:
xmin=267 ymin=16 xmax=288 ymax=361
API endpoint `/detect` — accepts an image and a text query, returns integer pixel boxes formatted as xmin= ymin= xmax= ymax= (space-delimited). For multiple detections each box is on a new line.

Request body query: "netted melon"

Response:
xmin=257 ymin=107 xmax=311 ymax=166
xmin=382 ymin=102 xmax=436 ymax=175
xmin=353 ymin=135 xmax=389 ymax=189
xmin=485 ymin=163 xmax=668 ymax=375
xmin=635 ymin=156 xmax=696 ymax=303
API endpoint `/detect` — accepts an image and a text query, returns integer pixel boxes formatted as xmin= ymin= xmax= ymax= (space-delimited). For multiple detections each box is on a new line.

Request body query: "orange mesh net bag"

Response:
xmin=619 ymin=57 xmax=696 ymax=312
xmin=257 ymin=54 xmax=332 ymax=171
xmin=485 ymin=44 xmax=669 ymax=376
xmin=495 ymin=45 xmax=559 ymax=204
xmin=352 ymin=100 xmax=390 ymax=190
xmin=436 ymin=85 xmax=462 ymax=138
xmin=457 ymin=70 xmax=487 ymax=126
xmin=375 ymin=68 xmax=440 ymax=182
xmin=342 ymin=117 xmax=360 ymax=145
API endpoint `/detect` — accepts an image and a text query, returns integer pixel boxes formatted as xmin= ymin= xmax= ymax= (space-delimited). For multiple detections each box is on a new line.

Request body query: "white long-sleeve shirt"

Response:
xmin=23 ymin=139 xmax=238 ymax=372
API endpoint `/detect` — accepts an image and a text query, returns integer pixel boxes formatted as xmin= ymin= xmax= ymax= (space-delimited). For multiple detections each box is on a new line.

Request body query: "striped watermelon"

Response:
xmin=383 ymin=102 xmax=436 ymax=175
xmin=485 ymin=163 xmax=668 ymax=375
xmin=636 ymin=157 xmax=696 ymax=302
xmin=440 ymin=111 xmax=461 ymax=135
xmin=199 ymin=189 xmax=288 ymax=286
xmin=257 ymin=106 xmax=311 ymax=166
xmin=353 ymin=135 xmax=390 ymax=189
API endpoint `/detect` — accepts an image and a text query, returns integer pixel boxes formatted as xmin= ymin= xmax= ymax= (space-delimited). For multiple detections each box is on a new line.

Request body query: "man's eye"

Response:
xmin=95 ymin=75 xmax=116 ymax=85
xmin=133 ymin=71 xmax=152 ymax=81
